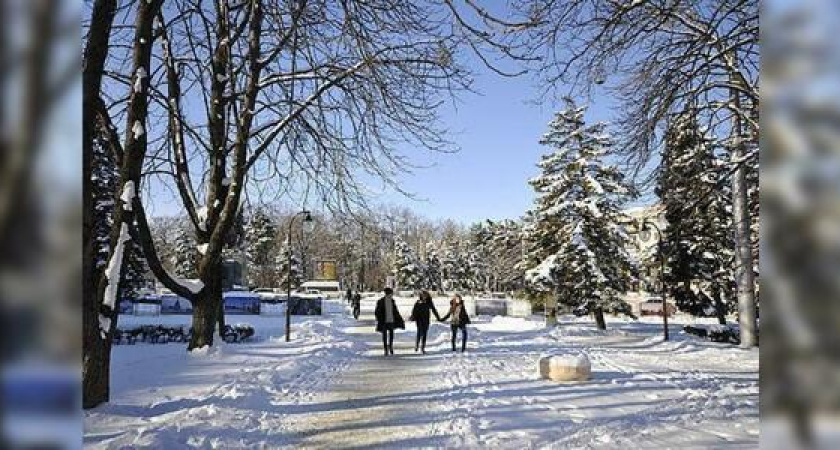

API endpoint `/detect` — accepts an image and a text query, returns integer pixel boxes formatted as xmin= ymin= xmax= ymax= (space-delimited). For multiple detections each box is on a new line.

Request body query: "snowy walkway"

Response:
xmin=278 ymin=311 xmax=455 ymax=448
xmin=84 ymin=299 xmax=759 ymax=448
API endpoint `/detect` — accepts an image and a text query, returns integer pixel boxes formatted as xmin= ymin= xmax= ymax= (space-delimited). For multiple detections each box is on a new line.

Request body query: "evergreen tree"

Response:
xmin=524 ymin=99 xmax=636 ymax=329
xmin=276 ymin=239 xmax=303 ymax=292
xmin=92 ymin=136 xmax=147 ymax=302
xmin=441 ymin=240 xmax=468 ymax=292
xmin=489 ymin=219 xmax=525 ymax=292
xmin=656 ymin=111 xmax=734 ymax=322
xmin=121 ymin=241 xmax=149 ymax=300
xmin=467 ymin=223 xmax=494 ymax=291
xmin=393 ymin=239 xmax=424 ymax=291
xmin=172 ymin=226 xmax=198 ymax=279
xmin=423 ymin=243 xmax=443 ymax=292
xmin=244 ymin=208 xmax=278 ymax=288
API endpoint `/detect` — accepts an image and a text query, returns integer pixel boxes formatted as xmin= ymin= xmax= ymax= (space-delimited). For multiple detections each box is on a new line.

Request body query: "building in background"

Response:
xmin=621 ymin=205 xmax=667 ymax=313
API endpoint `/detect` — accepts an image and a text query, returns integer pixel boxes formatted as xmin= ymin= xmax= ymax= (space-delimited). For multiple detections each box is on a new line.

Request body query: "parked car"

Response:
xmin=305 ymin=289 xmax=321 ymax=295
xmin=639 ymin=297 xmax=676 ymax=317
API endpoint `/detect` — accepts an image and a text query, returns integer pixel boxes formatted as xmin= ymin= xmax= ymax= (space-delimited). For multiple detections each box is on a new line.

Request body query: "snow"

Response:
xmin=131 ymin=120 xmax=144 ymax=139
xmin=102 ymin=223 xmax=130 ymax=312
xmin=196 ymin=206 xmax=209 ymax=231
xmin=119 ymin=181 xmax=135 ymax=211
xmin=84 ymin=298 xmax=758 ymax=448
xmin=98 ymin=315 xmax=111 ymax=339
xmin=197 ymin=243 xmax=209 ymax=255
xmin=174 ymin=277 xmax=204 ymax=294
xmin=133 ymin=67 xmax=146 ymax=93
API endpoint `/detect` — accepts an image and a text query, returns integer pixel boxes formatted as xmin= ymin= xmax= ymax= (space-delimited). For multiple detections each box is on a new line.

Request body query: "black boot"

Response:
xmin=389 ymin=345 xmax=395 ymax=355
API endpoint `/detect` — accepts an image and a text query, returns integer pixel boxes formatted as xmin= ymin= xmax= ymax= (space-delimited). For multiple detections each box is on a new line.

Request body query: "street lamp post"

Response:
xmin=642 ymin=219 xmax=670 ymax=341
xmin=286 ymin=210 xmax=312 ymax=342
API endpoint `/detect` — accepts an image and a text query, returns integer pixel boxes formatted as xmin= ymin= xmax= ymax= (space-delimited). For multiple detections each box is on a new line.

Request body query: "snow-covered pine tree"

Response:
xmin=393 ymin=239 xmax=424 ymax=291
xmin=121 ymin=241 xmax=149 ymax=301
xmin=91 ymin=135 xmax=147 ymax=302
xmin=524 ymin=98 xmax=636 ymax=329
xmin=467 ymin=223 xmax=494 ymax=292
xmin=423 ymin=243 xmax=443 ymax=293
xmin=441 ymin=240 xmax=470 ymax=292
xmin=656 ymin=110 xmax=734 ymax=323
xmin=244 ymin=208 xmax=278 ymax=288
xmin=490 ymin=219 xmax=525 ymax=292
xmin=440 ymin=241 xmax=457 ymax=292
xmin=172 ymin=226 xmax=198 ymax=279
xmin=276 ymin=239 xmax=303 ymax=292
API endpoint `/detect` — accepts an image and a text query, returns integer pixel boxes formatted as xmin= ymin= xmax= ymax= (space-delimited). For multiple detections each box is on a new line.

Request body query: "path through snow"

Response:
xmin=84 ymin=298 xmax=758 ymax=448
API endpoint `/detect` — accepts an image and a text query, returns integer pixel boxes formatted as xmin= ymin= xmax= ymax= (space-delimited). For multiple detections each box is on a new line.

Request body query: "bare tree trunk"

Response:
xmin=713 ymin=284 xmax=727 ymax=325
xmin=83 ymin=0 xmax=163 ymax=408
xmin=593 ymin=306 xmax=607 ymax=330
xmin=189 ymin=295 xmax=218 ymax=350
xmin=82 ymin=0 xmax=117 ymax=410
xmin=731 ymin=87 xmax=758 ymax=348
xmin=189 ymin=260 xmax=223 ymax=349
xmin=545 ymin=292 xmax=557 ymax=327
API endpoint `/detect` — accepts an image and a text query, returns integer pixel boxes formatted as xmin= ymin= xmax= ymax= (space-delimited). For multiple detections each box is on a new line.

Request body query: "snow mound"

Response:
xmin=481 ymin=316 xmax=543 ymax=332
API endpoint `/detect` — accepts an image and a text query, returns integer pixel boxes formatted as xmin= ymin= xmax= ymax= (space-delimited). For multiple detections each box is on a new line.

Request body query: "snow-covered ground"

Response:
xmin=84 ymin=297 xmax=758 ymax=448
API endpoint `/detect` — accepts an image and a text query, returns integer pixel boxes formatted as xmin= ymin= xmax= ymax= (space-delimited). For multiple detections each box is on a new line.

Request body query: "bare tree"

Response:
xmin=83 ymin=0 xmax=165 ymax=408
xmin=91 ymin=0 xmax=534 ymax=350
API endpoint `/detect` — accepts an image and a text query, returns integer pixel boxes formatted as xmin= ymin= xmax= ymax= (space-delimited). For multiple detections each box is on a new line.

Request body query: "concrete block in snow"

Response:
xmin=539 ymin=353 xmax=591 ymax=382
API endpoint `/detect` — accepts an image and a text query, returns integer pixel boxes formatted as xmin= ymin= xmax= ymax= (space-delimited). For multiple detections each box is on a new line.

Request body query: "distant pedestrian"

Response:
xmin=346 ymin=288 xmax=353 ymax=304
xmin=375 ymin=287 xmax=404 ymax=356
xmin=352 ymin=292 xmax=362 ymax=320
xmin=410 ymin=290 xmax=440 ymax=354
xmin=439 ymin=294 xmax=471 ymax=352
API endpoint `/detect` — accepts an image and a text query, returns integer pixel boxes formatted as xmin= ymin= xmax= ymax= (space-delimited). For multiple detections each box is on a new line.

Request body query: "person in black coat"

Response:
xmin=439 ymin=294 xmax=471 ymax=352
xmin=352 ymin=292 xmax=362 ymax=320
xmin=409 ymin=290 xmax=440 ymax=353
xmin=374 ymin=288 xmax=404 ymax=355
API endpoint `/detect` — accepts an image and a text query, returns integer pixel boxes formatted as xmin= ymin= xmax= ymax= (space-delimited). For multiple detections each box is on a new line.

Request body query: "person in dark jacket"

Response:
xmin=352 ymin=292 xmax=362 ymax=320
xmin=439 ymin=294 xmax=471 ymax=352
xmin=409 ymin=290 xmax=440 ymax=353
xmin=374 ymin=288 xmax=404 ymax=355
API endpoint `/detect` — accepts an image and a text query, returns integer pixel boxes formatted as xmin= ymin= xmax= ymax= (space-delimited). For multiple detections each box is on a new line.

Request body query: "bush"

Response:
xmin=113 ymin=324 xmax=255 ymax=345
xmin=683 ymin=325 xmax=708 ymax=338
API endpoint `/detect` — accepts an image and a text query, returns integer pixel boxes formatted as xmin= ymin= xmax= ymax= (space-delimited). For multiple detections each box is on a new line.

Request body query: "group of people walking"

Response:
xmin=373 ymin=288 xmax=471 ymax=356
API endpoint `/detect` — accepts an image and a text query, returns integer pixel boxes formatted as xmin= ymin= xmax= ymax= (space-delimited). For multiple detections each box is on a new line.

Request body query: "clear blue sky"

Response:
xmin=145 ymin=67 xmax=628 ymax=224
xmin=143 ymin=51 xmax=632 ymax=224
xmin=376 ymin=69 xmax=619 ymax=224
